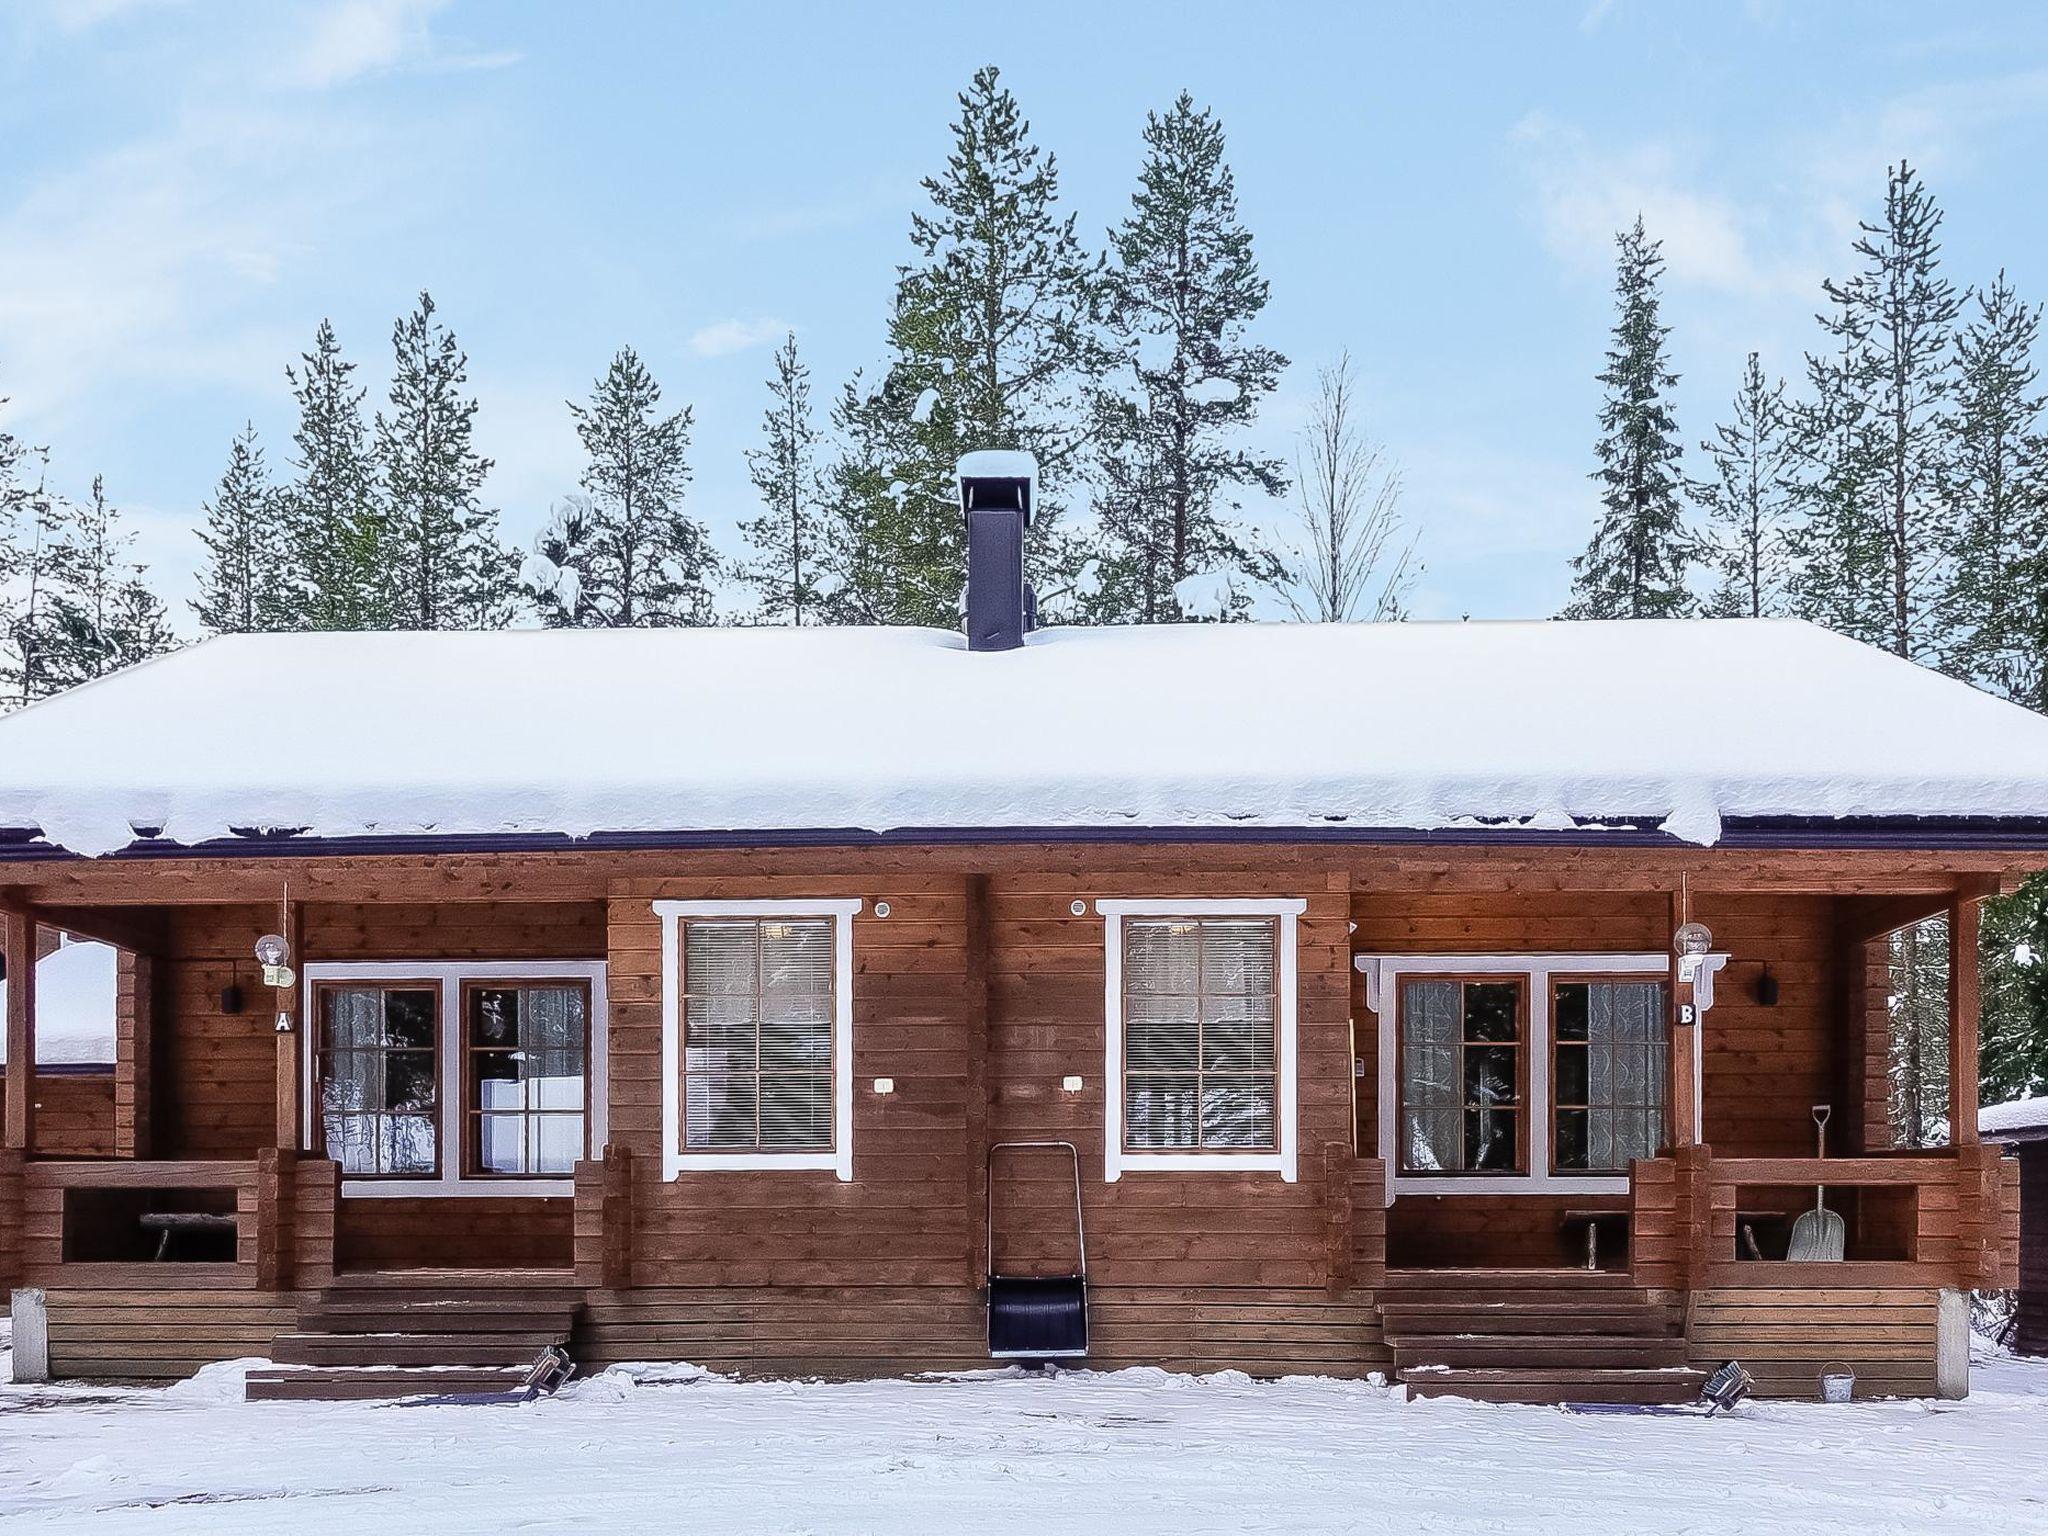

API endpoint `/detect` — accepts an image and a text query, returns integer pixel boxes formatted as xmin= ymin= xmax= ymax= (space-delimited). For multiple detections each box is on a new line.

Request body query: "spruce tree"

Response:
xmin=193 ymin=422 xmax=289 ymax=635
xmin=1565 ymin=218 xmax=1692 ymax=619
xmin=1946 ymin=273 xmax=2047 ymax=701
xmin=1982 ymin=875 xmax=2048 ymax=1104
xmin=554 ymin=348 xmax=717 ymax=627
xmin=816 ymin=375 xmax=911 ymax=625
xmin=1086 ymin=92 xmax=1288 ymax=623
xmin=1692 ymin=353 xmax=1797 ymax=617
xmin=852 ymin=65 xmax=1110 ymax=624
xmin=282 ymin=320 xmax=387 ymax=630
xmin=740 ymin=333 xmax=831 ymax=624
xmin=43 ymin=476 xmax=174 ymax=687
xmin=1 ymin=449 xmax=62 ymax=706
xmin=1791 ymin=163 xmax=1963 ymax=664
xmin=377 ymin=292 xmax=517 ymax=630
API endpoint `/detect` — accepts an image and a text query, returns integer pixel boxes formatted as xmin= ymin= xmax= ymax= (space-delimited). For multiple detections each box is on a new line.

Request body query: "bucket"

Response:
xmin=1819 ymin=1362 xmax=1855 ymax=1403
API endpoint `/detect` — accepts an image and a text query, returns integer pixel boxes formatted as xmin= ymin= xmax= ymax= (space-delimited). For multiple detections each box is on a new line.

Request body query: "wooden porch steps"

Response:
xmin=245 ymin=1271 xmax=583 ymax=1403
xmin=1380 ymin=1269 xmax=1705 ymax=1406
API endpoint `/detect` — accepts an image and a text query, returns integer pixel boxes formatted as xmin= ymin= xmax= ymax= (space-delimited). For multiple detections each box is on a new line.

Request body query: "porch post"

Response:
xmin=274 ymin=900 xmax=304 ymax=1151
xmin=963 ymin=873 xmax=992 ymax=1290
xmin=1948 ymin=892 xmax=1981 ymax=1146
xmin=1665 ymin=890 xmax=1699 ymax=1148
xmin=3 ymin=906 xmax=36 ymax=1154
xmin=115 ymin=951 xmax=154 ymax=1158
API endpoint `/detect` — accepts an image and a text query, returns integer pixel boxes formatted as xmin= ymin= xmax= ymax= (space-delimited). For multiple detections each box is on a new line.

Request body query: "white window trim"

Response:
xmin=654 ymin=898 xmax=861 ymax=1182
xmin=301 ymin=959 xmax=610 ymax=1200
xmin=1355 ymin=951 xmax=1727 ymax=1202
xmin=1097 ymin=897 xmax=1306 ymax=1184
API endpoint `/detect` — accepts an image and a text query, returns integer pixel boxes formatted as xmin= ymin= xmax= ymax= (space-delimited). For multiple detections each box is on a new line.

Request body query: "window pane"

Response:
xmin=323 ymin=989 xmax=383 ymax=1050
xmin=383 ymin=1050 xmax=437 ymax=1112
xmin=1555 ymin=1106 xmax=1590 ymax=1170
xmin=1555 ymin=982 xmax=1589 ymax=1042
xmin=1465 ymin=983 xmax=1519 ymax=1042
xmin=683 ymin=920 xmax=835 ymax=1154
xmin=1561 ymin=980 xmax=1669 ymax=1172
xmin=1464 ymin=1045 xmax=1517 ymax=1105
xmin=1555 ymin=1045 xmax=1589 ymax=1106
xmin=1127 ymin=1018 xmax=1199 ymax=1073
xmin=1403 ymin=1107 xmax=1460 ymax=1172
xmin=686 ymin=1073 xmax=759 ymax=1149
xmin=760 ymin=1075 xmax=832 ymax=1148
xmin=384 ymin=990 xmax=437 ymax=1049
xmin=1122 ymin=918 xmax=1278 ymax=1154
xmin=1401 ymin=982 xmax=1461 ymax=1109
xmin=1466 ymin=1107 xmax=1518 ymax=1170
xmin=1202 ymin=1079 xmax=1275 ymax=1148
xmin=533 ymin=1114 xmax=582 ymax=1174
xmin=1126 ymin=1079 xmax=1199 ymax=1149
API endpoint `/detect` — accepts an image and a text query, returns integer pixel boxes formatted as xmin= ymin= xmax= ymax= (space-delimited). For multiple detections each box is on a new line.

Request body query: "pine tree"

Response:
xmin=1086 ymin=92 xmax=1288 ymax=623
xmin=193 ymin=423 xmax=289 ymax=635
xmin=1791 ymin=163 xmax=1963 ymax=664
xmin=282 ymin=320 xmax=387 ymax=630
xmin=1693 ymin=353 xmax=1797 ymax=617
xmin=816 ymin=375 xmax=912 ymax=625
xmin=42 ymin=476 xmax=174 ymax=688
xmin=740 ymin=334 xmax=831 ymax=624
xmin=1565 ymin=218 xmax=1692 ymax=619
xmin=853 ymin=65 xmax=1110 ymax=624
xmin=552 ymin=348 xmax=717 ymax=627
xmin=1945 ymin=273 xmax=2047 ymax=701
xmin=377 ymin=292 xmax=517 ymax=630
xmin=523 ymin=495 xmax=601 ymax=629
xmin=1982 ymin=874 xmax=2048 ymax=1105
xmin=1 ymin=448 xmax=62 ymax=706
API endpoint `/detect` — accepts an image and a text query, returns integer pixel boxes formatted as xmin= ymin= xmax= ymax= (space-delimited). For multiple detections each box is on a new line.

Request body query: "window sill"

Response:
xmin=339 ymin=1177 xmax=575 ymax=1199
xmin=1108 ymin=1151 xmax=1293 ymax=1181
xmin=1390 ymin=1173 xmax=1631 ymax=1197
xmin=669 ymin=1150 xmax=852 ymax=1181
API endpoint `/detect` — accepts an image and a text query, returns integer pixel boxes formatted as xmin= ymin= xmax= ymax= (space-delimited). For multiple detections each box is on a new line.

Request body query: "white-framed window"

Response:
xmin=302 ymin=959 xmax=609 ymax=1199
xmin=1097 ymin=898 xmax=1305 ymax=1184
xmin=654 ymin=899 xmax=861 ymax=1181
xmin=1355 ymin=951 xmax=1726 ymax=1199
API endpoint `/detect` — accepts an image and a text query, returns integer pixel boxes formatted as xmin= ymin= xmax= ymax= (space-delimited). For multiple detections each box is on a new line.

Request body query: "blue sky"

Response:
xmin=3 ymin=0 xmax=2046 ymax=626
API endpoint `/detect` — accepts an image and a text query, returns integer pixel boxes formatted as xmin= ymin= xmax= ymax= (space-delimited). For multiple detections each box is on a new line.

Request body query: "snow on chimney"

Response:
xmin=958 ymin=451 xmax=1037 ymax=652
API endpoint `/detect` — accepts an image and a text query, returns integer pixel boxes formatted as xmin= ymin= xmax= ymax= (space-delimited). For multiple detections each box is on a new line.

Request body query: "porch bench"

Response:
xmin=1559 ymin=1209 xmax=1630 ymax=1272
xmin=138 ymin=1211 xmax=239 ymax=1262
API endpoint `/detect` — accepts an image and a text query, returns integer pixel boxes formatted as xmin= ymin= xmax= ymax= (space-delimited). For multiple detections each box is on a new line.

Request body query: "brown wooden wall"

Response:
xmin=1348 ymin=888 xmax=1881 ymax=1265
xmin=0 ymin=1070 xmax=114 ymax=1156
xmin=2017 ymin=1142 xmax=2047 ymax=1358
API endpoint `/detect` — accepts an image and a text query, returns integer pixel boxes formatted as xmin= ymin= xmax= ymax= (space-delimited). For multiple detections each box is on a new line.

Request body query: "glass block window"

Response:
xmin=317 ymin=983 xmax=440 ymax=1176
xmin=1553 ymin=978 xmax=1668 ymax=1172
xmin=1399 ymin=978 xmax=1524 ymax=1174
xmin=1122 ymin=918 xmax=1279 ymax=1152
xmin=683 ymin=918 xmax=835 ymax=1151
xmin=466 ymin=982 xmax=589 ymax=1176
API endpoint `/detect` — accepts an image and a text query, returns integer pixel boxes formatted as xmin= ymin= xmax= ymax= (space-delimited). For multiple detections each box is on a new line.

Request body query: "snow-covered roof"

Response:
xmin=0 ymin=940 xmax=117 ymax=1066
xmin=3 ymin=618 xmax=2048 ymax=858
xmin=1981 ymin=1095 xmax=2048 ymax=1140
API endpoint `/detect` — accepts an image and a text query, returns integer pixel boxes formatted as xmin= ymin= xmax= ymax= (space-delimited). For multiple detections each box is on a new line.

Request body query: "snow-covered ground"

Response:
xmin=4 ymin=1338 xmax=2047 ymax=1534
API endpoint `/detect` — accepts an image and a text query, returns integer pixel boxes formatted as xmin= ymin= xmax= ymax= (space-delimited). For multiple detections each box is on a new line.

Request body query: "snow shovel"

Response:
xmin=1786 ymin=1105 xmax=1846 ymax=1262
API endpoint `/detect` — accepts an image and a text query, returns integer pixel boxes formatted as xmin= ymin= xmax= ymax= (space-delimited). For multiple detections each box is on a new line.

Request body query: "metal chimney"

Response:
xmin=958 ymin=451 xmax=1038 ymax=652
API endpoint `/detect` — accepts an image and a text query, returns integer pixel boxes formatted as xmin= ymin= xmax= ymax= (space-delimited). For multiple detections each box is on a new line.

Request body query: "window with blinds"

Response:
xmin=316 ymin=983 xmax=440 ymax=1176
xmin=1553 ymin=978 xmax=1667 ymax=1172
xmin=1399 ymin=978 xmax=1525 ymax=1174
xmin=466 ymin=981 xmax=589 ymax=1176
xmin=1122 ymin=918 xmax=1278 ymax=1152
xmin=683 ymin=918 xmax=835 ymax=1151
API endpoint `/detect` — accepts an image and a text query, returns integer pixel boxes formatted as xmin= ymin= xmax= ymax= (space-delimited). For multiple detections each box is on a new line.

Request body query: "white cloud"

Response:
xmin=688 ymin=318 xmax=792 ymax=359
xmin=1509 ymin=113 xmax=1814 ymax=298
xmin=279 ymin=0 xmax=517 ymax=91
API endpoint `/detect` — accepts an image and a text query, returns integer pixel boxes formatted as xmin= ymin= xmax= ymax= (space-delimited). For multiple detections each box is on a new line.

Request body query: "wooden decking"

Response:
xmin=1381 ymin=1269 xmax=1704 ymax=1405
xmin=244 ymin=1270 xmax=582 ymax=1403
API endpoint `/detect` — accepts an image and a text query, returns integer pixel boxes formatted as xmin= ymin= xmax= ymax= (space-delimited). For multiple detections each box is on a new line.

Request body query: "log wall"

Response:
xmin=0 ymin=1071 xmax=113 ymax=1156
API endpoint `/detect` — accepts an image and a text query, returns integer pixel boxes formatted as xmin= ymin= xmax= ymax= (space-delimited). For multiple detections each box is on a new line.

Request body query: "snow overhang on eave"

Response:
xmin=6 ymin=815 xmax=2048 ymax=863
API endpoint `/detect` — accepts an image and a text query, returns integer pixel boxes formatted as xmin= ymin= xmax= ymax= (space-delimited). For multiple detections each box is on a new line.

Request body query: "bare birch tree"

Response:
xmin=1265 ymin=352 xmax=1416 ymax=621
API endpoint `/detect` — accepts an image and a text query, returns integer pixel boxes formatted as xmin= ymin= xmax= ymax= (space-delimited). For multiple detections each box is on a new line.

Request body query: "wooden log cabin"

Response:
xmin=0 ymin=455 xmax=2040 ymax=1404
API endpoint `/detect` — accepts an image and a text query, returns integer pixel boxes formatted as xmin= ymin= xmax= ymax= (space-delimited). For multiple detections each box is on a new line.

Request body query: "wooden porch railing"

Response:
xmin=1630 ymin=1144 xmax=2018 ymax=1291
xmin=5 ymin=1154 xmax=342 ymax=1292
